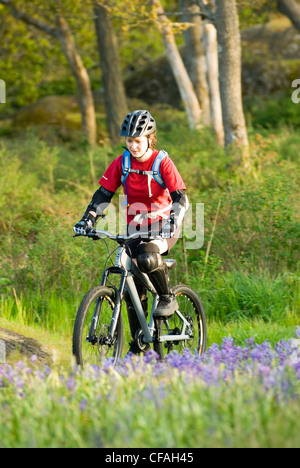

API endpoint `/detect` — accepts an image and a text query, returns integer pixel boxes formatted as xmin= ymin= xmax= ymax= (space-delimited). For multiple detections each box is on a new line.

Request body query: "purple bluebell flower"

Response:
xmin=67 ymin=377 xmax=76 ymax=391
xmin=79 ymin=399 xmax=88 ymax=411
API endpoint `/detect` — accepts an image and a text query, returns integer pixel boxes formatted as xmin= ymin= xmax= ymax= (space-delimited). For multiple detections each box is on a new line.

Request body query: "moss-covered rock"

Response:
xmin=0 ymin=327 xmax=51 ymax=365
xmin=13 ymin=95 xmax=81 ymax=128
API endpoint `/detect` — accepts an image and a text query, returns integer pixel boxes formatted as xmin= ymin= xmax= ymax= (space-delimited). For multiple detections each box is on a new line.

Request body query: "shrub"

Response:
xmin=202 ymin=269 xmax=297 ymax=323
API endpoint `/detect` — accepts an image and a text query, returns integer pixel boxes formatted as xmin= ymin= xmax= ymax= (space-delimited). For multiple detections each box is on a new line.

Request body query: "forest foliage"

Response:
xmin=0 ymin=0 xmax=296 ymax=112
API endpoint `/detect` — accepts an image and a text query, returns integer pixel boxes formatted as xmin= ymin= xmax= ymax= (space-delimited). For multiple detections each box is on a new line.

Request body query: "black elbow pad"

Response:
xmin=83 ymin=186 xmax=115 ymax=218
xmin=92 ymin=186 xmax=115 ymax=205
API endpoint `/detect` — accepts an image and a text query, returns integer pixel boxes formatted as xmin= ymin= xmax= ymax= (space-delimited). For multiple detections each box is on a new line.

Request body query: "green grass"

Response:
xmin=1 ymin=293 xmax=299 ymax=368
xmin=207 ymin=312 xmax=300 ymax=348
xmin=199 ymin=269 xmax=299 ymax=323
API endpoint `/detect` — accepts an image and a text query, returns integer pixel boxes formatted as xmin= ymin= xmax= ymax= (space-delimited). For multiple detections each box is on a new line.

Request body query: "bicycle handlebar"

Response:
xmin=74 ymin=229 xmax=142 ymax=243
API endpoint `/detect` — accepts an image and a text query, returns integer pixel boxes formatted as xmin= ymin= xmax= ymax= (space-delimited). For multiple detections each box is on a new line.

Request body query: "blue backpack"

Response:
xmin=121 ymin=149 xmax=168 ymax=204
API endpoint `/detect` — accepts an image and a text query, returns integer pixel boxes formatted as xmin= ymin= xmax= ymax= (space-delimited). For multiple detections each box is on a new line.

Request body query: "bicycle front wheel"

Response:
xmin=153 ymin=284 xmax=207 ymax=359
xmin=73 ymin=286 xmax=124 ymax=367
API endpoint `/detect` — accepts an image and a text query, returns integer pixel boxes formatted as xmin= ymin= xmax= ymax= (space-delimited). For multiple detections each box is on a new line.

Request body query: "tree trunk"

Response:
xmin=277 ymin=0 xmax=300 ymax=32
xmin=94 ymin=2 xmax=128 ymax=144
xmin=150 ymin=0 xmax=202 ymax=130
xmin=179 ymin=0 xmax=211 ymax=126
xmin=56 ymin=16 xmax=97 ymax=147
xmin=203 ymin=23 xmax=224 ymax=145
xmin=214 ymin=0 xmax=249 ymax=155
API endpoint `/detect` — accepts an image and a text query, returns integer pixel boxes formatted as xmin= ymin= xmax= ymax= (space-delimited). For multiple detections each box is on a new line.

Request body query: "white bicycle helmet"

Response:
xmin=120 ymin=110 xmax=156 ymax=137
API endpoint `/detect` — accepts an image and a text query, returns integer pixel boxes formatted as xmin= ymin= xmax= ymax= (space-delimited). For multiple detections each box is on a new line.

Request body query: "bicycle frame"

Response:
xmin=103 ymin=243 xmax=157 ymax=343
xmin=86 ymin=230 xmax=192 ymax=347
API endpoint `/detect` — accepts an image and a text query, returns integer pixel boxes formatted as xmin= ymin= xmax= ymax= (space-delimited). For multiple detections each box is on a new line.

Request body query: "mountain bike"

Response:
xmin=72 ymin=229 xmax=207 ymax=367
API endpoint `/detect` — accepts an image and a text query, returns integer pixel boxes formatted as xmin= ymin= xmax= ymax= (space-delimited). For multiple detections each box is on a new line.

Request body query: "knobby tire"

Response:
xmin=73 ymin=286 xmax=124 ymax=367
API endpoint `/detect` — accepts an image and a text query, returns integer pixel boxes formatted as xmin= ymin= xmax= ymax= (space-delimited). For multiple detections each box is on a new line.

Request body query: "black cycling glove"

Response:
xmin=74 ymin=212 xmax=97 ymax=235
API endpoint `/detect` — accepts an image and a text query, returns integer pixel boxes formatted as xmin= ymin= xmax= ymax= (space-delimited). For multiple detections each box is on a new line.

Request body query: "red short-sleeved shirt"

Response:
xmin=99 ymin=150 xmax=186 ymax=227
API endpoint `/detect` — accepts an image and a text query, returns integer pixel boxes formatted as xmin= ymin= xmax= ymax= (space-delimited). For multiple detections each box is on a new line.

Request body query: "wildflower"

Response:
xmin=292 ymin=361 xmax=300 ymax=379
xmin=79 ymin=399 xmax=88 ymax=411
xmin=67 ymin=377 xmax=76 ymax=392
xmin=143 ymin=349 xmax=159 ymax=364
xmin=245 ymin=337 xmax=255 ymax=347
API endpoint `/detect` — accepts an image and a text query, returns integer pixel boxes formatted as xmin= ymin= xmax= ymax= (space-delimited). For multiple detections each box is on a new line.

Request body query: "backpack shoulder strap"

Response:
xmin=152 ymin=150 xmax=167 ymax=189
xmin=121 ymin=148 xmax=167 ymax=189
xmin=121 ymin=149 xmax=131 ymax=186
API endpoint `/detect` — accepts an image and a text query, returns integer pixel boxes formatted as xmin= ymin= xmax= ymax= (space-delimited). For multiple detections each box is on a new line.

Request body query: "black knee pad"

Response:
xmin=137 ymin=242 xmax=162 ymax=274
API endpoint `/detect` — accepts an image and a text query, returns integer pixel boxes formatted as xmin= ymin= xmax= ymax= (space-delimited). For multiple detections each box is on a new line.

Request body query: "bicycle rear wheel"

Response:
xmin=73 ymin=286 xmax=124 ymax=367
xmin=153 ymin=284 xmax=207 ymax=359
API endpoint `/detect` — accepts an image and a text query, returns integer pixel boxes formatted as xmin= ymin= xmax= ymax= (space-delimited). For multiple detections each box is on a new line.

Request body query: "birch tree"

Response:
xmin=149 ymin=0 xmax=202 ymax=130
xmin=202 ymin=20 xmax=224 ymax=145
xmin=179 ymin=0 xmax=211 ymax=125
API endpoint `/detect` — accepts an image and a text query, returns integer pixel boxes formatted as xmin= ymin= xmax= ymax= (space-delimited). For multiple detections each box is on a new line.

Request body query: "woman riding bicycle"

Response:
xmin=74 ymin=110 xmax=189 ymax=352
